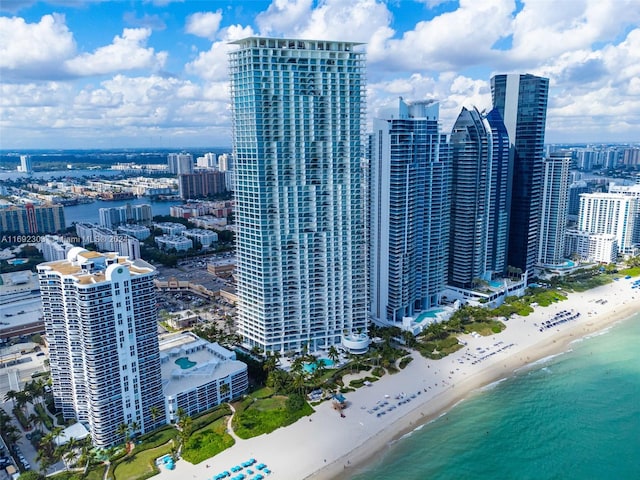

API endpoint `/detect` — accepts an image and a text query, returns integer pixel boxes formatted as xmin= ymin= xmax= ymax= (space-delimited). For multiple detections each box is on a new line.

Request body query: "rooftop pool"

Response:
xmin=175 ymin=357 xmax=196 ymax=369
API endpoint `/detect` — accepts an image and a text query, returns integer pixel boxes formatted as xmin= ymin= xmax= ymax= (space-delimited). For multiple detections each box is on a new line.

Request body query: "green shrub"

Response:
xmin=181 ymin=418 xmax=234 ymax=465
xmin=399 ymin=356 xmax=413 ymax=369
xmin=35 ymin=403 xmax=54 ymax=430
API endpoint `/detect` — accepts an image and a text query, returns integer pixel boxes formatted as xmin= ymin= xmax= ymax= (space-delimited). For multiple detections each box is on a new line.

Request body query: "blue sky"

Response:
xmin=1 ymin=0 xmax=639 ymax=149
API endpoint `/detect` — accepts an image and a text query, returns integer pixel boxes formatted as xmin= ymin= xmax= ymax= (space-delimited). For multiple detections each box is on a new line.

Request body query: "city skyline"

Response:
xmin=1 ymin=0 xmax=639 ymax=149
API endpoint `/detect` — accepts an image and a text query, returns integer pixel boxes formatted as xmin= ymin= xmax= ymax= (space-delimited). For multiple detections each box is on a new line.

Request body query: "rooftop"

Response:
xmin=159 ymin=332 xmax=245 ymax=397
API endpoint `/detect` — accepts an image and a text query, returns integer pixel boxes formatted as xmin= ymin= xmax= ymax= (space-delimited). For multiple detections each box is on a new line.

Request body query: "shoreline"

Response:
xmin=315 ymin=287 xmax=639 ymax=480
xmin=155 ymin=279 xmax=640 ymax=480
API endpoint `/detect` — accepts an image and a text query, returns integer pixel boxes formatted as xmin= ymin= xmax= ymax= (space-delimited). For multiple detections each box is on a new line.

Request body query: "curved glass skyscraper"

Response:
xmin=448 ymin=107 xmax=510 ymax=288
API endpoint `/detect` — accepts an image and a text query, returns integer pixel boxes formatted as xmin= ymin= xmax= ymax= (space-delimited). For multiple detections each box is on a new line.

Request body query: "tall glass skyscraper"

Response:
xmin=448 ymin=106 xmax=510 ymax=288
xmin=369 ymin=98 xmax=450 ymax=325
xmin=491 ymin=74 xmax=549 ymax=274
xmin=229 ymin=38 xmax=367 ymax=353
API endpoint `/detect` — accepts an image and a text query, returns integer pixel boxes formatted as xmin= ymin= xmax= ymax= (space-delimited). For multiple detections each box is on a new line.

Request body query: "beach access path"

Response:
xmin=154 ymin=278 xmax=640 ymax=480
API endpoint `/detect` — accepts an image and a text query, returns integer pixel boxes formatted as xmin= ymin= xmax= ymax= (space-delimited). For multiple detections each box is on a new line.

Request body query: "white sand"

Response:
xmin=154 ymin=279 xmax=640 ymax=480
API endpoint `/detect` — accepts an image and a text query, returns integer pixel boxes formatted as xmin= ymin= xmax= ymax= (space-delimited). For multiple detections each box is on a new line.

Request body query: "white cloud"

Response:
xmin=370 ymin=0 xmax=514 ymax=72
xmin=510 ymin=0 xmax=640 ymax=65
xmin=185 ymin=11 xmax=223 ymax=40
xmin=64 ymin=28 xmax=167 ymax=76
xmin=2 ymin=0 xmax=640 ymax=147
xmin=0 ymin=14 xmax=76 ymax=80
xmin=256 ymin=0 xmax=313 ymax=36
xmin=185 ymin=24 xmax=255 ymax=82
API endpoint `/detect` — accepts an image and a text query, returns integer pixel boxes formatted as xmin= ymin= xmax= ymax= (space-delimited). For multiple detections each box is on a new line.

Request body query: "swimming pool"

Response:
xmin=415 ymin=309 xmax=444 ymax=323
xmin=303 ymin=358 xmax=334 ymax=373
xmin=174 ymin=357 xmax=196 ymax=369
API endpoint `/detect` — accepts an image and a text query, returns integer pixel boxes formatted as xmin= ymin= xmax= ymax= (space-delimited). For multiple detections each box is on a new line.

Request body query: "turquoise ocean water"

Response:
xmin=349 ymin=315 xmax=640 ymax=480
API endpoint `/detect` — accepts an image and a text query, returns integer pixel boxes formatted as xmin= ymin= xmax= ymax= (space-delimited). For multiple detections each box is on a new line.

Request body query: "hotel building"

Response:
xmin=229 ymin=37 xmax=368 ymax=352
xmin=369 ymin=98 xmax=450 ymax=325
xmin=37 ymin=249 xmax=165 ymax=447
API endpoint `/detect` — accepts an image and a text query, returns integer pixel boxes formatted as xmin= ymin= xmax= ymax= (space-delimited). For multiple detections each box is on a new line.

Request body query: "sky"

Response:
xmin=0 ymin=0 xmax=639 ymax=150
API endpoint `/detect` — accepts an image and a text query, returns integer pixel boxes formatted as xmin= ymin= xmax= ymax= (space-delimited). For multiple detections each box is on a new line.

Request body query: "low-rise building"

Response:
xmin=156 ymin=235 xmax=192 ymax=252
xmin=39 ymin=235 xmax=76 ymax=261
xmin=118 ymin=224 xmax=151 ymax=241
xmin=564 ymin=229 xmax=618 ymax=263
xmin=183 ymin=229 xmax=218 ymax=248
xmin=155 ymin=222 xmax=187 ymax=236
xmin=160 ymin=332 xmax=248 ymax=422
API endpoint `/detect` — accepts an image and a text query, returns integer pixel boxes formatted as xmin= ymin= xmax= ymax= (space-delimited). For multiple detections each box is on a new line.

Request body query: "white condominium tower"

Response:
xmin=229 ymin=37 xmax=367 ymax=353
xmin=538 ymin=153 xmax=571 ymax=265
xmin=369 ymin=98 xmax=450 ymax=325
xmin=578 ymin=193 xmax=638 ymax=255
xmin=37 ymin=248 xmax=164 ymax=447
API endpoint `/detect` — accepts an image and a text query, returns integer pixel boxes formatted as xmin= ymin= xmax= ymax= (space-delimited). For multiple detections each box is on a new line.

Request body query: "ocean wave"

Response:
xmin=582 ymin=328 xmax=611 ymax=340
xmin=514 ymin=351 xmax=571 ymax=373
xmin=479 ymin=377 xmax=509 ymax=392
xmin=391 ymin=423 xmax=427 ymax=445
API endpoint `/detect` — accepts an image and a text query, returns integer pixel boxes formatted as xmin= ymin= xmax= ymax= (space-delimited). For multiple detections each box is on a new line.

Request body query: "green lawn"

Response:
xmin=83 ymin=466 xmax=107 ymax=480
xmin=232 ymin=395 xmax=313 ymax=439
xmin=619 ymin=266 xmax=640 ymax=276
xmin=112 ymin=442 xmax=172 ymax=480
xmin=464 ymin=320 xmax=506 ymax=336
xmin=181 ymin=417 xmax=234 ymax=464
xmin=416 ymin=334 xmax=464 ymax=360
xmin=136 ymin=426 xmax=178 ymax=449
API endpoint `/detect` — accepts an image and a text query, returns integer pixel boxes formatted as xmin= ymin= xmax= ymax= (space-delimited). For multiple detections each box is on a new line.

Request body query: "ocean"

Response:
xmin=348 ymin=315 xmax=640 ymax=480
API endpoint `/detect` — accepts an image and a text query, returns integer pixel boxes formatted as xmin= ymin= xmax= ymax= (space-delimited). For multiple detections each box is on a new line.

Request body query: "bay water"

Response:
xmin=349 ymin=315 xmax=640 ymax=480
xmin=63 ymin=197 xmax=182 ymax=226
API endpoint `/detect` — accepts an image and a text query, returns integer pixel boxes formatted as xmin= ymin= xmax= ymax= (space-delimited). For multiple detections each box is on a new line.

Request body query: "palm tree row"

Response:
xmin=35 ymin=429 xmax=95 ymax=475
xmin=4 ymin=377 xmax=54 ymax=434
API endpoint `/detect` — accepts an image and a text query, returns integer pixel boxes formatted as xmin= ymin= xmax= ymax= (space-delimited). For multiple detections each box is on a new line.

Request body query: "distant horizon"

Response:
xmin=1 ymin=141 xmax=639 ymax=155
xmin=2 ymin=1 xmax=639 ymax=148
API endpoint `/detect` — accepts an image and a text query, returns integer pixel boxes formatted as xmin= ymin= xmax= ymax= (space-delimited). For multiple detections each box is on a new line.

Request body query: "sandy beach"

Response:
xmin=154 ymin=278 xmax=640 ymax=480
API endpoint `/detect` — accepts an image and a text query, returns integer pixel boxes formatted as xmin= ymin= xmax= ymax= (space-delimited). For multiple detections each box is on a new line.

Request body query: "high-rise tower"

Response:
xmin=38 ymin=249 xmax=165 ymax=447
xmin=369 ymin=98 xmax=450 ymax=325
xmin=491 ymin=74 xmax=549 ymax=274
xmin=539 ymin=153 xmax=571 ymax=265
xmin=229 ymin=37 xmax=367 ymax=353
xmin=448 ymin=106 xmax=510 ymax=288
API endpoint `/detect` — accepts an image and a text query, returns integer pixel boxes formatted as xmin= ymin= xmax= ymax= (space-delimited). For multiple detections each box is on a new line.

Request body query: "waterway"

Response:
xmin=64 ymin=197 xmax=182 ymax=227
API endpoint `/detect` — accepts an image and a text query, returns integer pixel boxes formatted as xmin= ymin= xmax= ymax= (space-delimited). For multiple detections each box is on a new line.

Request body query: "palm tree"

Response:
xmin=149 ymin=405 xmax=160 ymax=425
xmin=59 ymin=436 xmax=79 ymax=470
xmin=15 ymin=390 xmax=31 ymax=412
xmin=327 ymin=346 xmax=340 ymax=365
xmin=116 ymin=423 xmax=129 ymax=445
xmin=36 ymin=447 xmax=54 ymax=474
xmin=130 ymin=421 xmax=140 ymax=439
xmin=4 ymin=390 xmax=18 ymax=409
xmin=4 ymin=424 xmax=21 ymax=446
xmin=77 ymin=441 xmax=94 ymax=474
xmin=291 ymin=371 xmax=306 ymax=395
xmin=28 ymin=412 xmax=41 ymax=433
